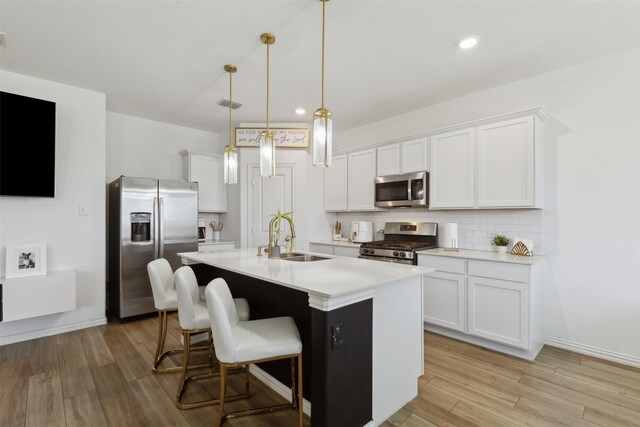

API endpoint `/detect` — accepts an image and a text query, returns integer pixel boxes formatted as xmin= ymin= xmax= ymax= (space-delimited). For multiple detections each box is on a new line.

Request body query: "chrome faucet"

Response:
xmin=267 ymin=215 xmax=296 ymax=259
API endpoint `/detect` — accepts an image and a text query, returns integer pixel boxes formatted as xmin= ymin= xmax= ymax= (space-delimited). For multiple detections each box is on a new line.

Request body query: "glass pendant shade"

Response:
xmin=223 ymin=147 xmax=237 ymax=184
xmin=313 ymin=111 xmax=332 ymax=166
xmin=259 ymin=130 xmax=275 ymax=177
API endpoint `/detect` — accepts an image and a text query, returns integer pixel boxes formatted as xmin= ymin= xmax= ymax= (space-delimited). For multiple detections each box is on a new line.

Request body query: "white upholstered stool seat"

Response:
xmin=232 ymin=317 xmax=301 ymax=362
xmin=206 ymin=278 xmax=303 ymax=427
xmin=174 ymin=266 xmax=250 ymax=409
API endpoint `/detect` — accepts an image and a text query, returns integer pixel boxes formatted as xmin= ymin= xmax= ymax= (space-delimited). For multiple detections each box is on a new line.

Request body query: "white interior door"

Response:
xmin=248 ymin=164 xmax=296 ymax=248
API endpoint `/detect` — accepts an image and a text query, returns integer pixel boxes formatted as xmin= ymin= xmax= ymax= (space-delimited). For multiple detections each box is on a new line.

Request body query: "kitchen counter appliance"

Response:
xmin=108 ymin=176 xmax=199 ymax=319
xmin=374 ymin=171 xmax=429 ymax=208
xmin=351 ymin=220 xmax=373 ymax=242
xmin=359 ymin=222 xmax=437 ymax=265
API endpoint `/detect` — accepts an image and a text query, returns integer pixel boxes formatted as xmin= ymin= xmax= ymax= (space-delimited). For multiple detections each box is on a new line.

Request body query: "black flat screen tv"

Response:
xmin=0 ymin=91 xmax=56 ymax=197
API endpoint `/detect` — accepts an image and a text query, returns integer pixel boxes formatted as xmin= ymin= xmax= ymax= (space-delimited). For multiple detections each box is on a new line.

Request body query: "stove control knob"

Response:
xmin=399 ymin=252 xmax=406 ymax=257
xmin=393 ymin=251 xmax=399 ymax=256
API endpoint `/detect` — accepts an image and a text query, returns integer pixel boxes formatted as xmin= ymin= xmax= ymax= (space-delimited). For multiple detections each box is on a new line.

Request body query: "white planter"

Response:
xmin=495 ymin=246 xmax=508 ymax=254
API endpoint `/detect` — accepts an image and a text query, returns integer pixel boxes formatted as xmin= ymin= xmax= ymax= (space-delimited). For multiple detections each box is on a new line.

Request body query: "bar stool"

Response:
xmin=174 ymin=266 xmax=250 ymax=409
xmin=205 ymin=278 xmax=303 ymax=427
xmin=148 ymin=258 xmax=210 ymax=373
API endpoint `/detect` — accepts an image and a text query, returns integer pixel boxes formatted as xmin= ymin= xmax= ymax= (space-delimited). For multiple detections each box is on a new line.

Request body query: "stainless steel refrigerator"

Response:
xmin=108 ymin=176 xmax=198 ymax=319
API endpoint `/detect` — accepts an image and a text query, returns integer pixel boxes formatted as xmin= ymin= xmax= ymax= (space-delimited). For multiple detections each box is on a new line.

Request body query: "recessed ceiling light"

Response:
xmin=295 ymin=108 xmax=306 ymax=115
xmin=458 ymin=37 xmax=478 ymax=49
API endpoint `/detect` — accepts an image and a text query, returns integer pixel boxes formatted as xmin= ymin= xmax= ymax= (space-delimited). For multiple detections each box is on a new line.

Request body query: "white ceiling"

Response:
xmin=1 ymin=1 xmax=639 ymax=133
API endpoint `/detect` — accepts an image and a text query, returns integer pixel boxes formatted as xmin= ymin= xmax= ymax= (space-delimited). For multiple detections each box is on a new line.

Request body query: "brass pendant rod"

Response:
xmin=229 ymin=71 xmax=233 ymax=148
xmin=266 ymin=42 xmax=270 ymax=132
xmin=321 ymin=0 xmax=326 ymax=109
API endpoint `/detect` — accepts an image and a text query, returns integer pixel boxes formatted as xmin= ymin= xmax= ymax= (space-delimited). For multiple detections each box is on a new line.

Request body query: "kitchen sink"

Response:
xmin=280 ymin=252 xmax=331 ymax=262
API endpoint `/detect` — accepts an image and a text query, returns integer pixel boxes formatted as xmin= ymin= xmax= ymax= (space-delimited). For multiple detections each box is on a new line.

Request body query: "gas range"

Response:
xmin=358 ymin=222 xmax=438 ymax=265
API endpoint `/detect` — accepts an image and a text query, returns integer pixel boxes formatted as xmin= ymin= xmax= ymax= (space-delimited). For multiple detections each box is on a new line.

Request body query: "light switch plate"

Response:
xmin=78 ymin=204 xmax=89 ymax=216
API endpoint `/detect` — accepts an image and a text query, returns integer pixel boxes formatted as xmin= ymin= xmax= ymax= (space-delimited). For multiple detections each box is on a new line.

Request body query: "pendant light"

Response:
xmin=259 ymin=33 xmax=276 ymax=177
xmin=223 ymin=64 xmax=238 ymax=184
xmin=313 ymin=0 xmax=332 ymax=167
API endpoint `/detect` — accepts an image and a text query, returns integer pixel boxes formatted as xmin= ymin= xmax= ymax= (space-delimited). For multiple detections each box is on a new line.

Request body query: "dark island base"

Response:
xmin=191 ymin=264 xmax=373 ymax=427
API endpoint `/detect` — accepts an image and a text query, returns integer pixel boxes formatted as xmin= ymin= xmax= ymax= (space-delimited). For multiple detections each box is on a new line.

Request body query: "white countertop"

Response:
xmin=417 ymin=247 xmax=543 ymax=265
xmin=309 ymin=240 xmax=362 ymax=248
xmin=179 ymin=248 xmax=432 ymax=298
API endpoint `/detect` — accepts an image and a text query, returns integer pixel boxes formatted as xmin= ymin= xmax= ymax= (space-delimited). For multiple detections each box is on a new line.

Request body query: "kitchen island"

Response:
xmin=179 ymin=248 xmax=433 ymax=427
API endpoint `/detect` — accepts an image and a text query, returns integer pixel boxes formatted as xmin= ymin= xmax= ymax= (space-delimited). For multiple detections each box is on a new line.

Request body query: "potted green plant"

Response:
xmin=491 ymin=234 xmax=510 ymax=254
xmin=269 ymin=209 xmax=296 ymax=253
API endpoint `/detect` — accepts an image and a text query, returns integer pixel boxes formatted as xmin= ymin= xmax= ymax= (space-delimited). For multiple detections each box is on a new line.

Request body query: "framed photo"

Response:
xmin=5 ymin=243 xmax=47 ymax=279
xmin=235 ymin=127 xmax=309 ymax=148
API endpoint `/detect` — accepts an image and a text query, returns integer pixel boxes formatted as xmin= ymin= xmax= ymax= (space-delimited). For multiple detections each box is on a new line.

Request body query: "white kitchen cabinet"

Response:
xmin=182 ymin=150 xmax=227 ymax=212
xmin=198 ymin=241 xmax=236 ymax=252
xmin=418 ymin=250 xmax=543 ymax=360
xmin=423 ymin=271 xmax=466 ymax=332
xmin=401 ymin=138 xmax=429 ymax=173
xmin=430 ymin=112 xmax=543 ymax=210
xmin=324 ymin=154 xmax=348 ymax=211
xmin=309 ymin=242 xmax=360 ymax=258
xmin=2 ymin=270 xmax=76 ymax=322
xmin=376 ymin=144 xmax=401 ymax=176
xmin=429 ymin=128 xmax=476 ymax=209
xmin=467 ymin=276 xmax=529 ymax=349
xmin=477 ymin=116 xmax=539 ymax=208
xmin=348 ymin=149 xmax=378 ymax=211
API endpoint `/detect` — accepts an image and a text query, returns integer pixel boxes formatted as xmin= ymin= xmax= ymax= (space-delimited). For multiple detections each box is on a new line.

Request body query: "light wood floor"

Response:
xmin=1 ymin=314 xmax=639 ymax=427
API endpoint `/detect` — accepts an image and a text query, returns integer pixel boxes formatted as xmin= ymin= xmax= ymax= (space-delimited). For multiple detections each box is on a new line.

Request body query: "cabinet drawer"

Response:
xmin=333 ymin=246 xmax=360 ymax=258
xmin=309 ymin=244 xmax=334 ymax=255
xmin=468 ymin=260 xmax=529 ymax=283
xmin=419 ymin=255 xmax=466 ymax=274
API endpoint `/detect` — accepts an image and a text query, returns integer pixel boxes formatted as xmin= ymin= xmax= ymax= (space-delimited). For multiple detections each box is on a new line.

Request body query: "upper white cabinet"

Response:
xmin=376 ymin=144 xmax=401 ymax=176
xmin=348 ymin=149 xmax=377 ymax=211
xmin=430 ymin=112 xmax=543 ymax=210
xmin=401 ymin=138 xmax=429 ymax=173
xmin=477 ymin=116 xmax=541 ymax=208
xmin=429 ymin=128 xmax=476 ymax=209
xmin=182 ymin=150 xmax=227 ymax=212
xmin=324 ymin=154 xmax=348 ymax=211
xmin=324 ymin=149 xmax=380 ymax=212
xmin=376 ymin=139 xmax=429 ymax=177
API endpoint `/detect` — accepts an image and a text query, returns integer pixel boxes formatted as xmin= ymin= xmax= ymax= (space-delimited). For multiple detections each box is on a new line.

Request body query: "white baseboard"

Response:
xmin=544 ymin=336 xmax=640 ymax=369
xmin=248 ymin=364 xmax=311 ymax=417
xmin=0 ymin=318 xmax=108 ymax=346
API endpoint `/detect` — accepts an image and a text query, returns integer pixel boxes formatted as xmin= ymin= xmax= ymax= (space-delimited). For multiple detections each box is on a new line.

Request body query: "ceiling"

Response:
xmin=1 ymin=1 xmax=639 ymax=134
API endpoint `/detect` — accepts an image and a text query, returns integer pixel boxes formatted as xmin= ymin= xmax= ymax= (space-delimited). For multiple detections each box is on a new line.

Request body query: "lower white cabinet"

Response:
xmin=423 ymin=271 xmax=465 ymax=332
xmin=467 ymin=276 xmax=529 ymax=349
xmin=1 ymin=270 xmax=76 ymax=322
xmin=198 ymin=241 xmax=236 ymax=252
xmin=309 ymin=243 xmax=360 ymax=258
xmin=419 ymin=252 xmax=543 ymax=360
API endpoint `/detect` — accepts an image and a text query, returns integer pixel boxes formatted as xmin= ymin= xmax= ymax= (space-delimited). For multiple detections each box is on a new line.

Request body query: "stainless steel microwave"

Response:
xmin=374 ymin=171 xmax=429 ymax=208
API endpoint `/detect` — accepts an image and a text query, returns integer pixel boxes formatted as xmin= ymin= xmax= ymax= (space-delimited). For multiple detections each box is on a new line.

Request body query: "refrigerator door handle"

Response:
xmin=153 ymin=197 xmax=159 ymax=258
xmin=159 ymin=197 xmax=165 ymax=258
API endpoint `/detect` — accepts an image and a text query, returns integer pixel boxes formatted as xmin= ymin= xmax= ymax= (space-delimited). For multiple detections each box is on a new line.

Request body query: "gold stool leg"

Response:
xmin=175 ymin=331 xmax=191 ymax=401
xmin=216 ymin=364 xmax=227 ymax=427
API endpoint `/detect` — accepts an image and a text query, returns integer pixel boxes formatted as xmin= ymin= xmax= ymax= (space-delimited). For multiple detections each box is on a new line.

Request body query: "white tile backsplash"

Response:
xmin=336 ymin=208 xmax=544 ymax=253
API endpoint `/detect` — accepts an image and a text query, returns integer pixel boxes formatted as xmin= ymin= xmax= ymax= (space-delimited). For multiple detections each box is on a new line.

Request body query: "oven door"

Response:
xmin=358 ymin=254 xmax=415 ymax=265
xmin=374 ymin=171 xmax=428 ymax=208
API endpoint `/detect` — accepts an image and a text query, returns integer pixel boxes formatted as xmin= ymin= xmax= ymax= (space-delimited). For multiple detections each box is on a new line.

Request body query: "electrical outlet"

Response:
xmin=331 ymin=322 xmax=344 ymax=348
xmin=78 ymin=204 xmax=89 ymax=216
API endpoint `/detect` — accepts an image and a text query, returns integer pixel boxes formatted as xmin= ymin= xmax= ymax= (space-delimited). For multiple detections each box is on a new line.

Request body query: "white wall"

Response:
xmin=0 ymin=70 xmax=107 ymax=343
xmin=106 ymin=112 xmax=223 ymax=183
xmin=335 ymin=48 xmax=640 ymax=362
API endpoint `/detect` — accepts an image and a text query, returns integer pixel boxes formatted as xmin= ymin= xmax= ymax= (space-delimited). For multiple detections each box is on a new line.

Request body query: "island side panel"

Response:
xmin=191 ymin=264 xmax=313 ymax=399
xmin=311 ymin=299 xmax=373 ymax=427
xmin=373 ymin=275 xmax=423 ymax=424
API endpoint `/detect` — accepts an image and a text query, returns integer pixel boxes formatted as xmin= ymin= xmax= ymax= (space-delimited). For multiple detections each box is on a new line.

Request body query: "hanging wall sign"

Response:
xmin=235 ymin=127 xmax=309 ymax=148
